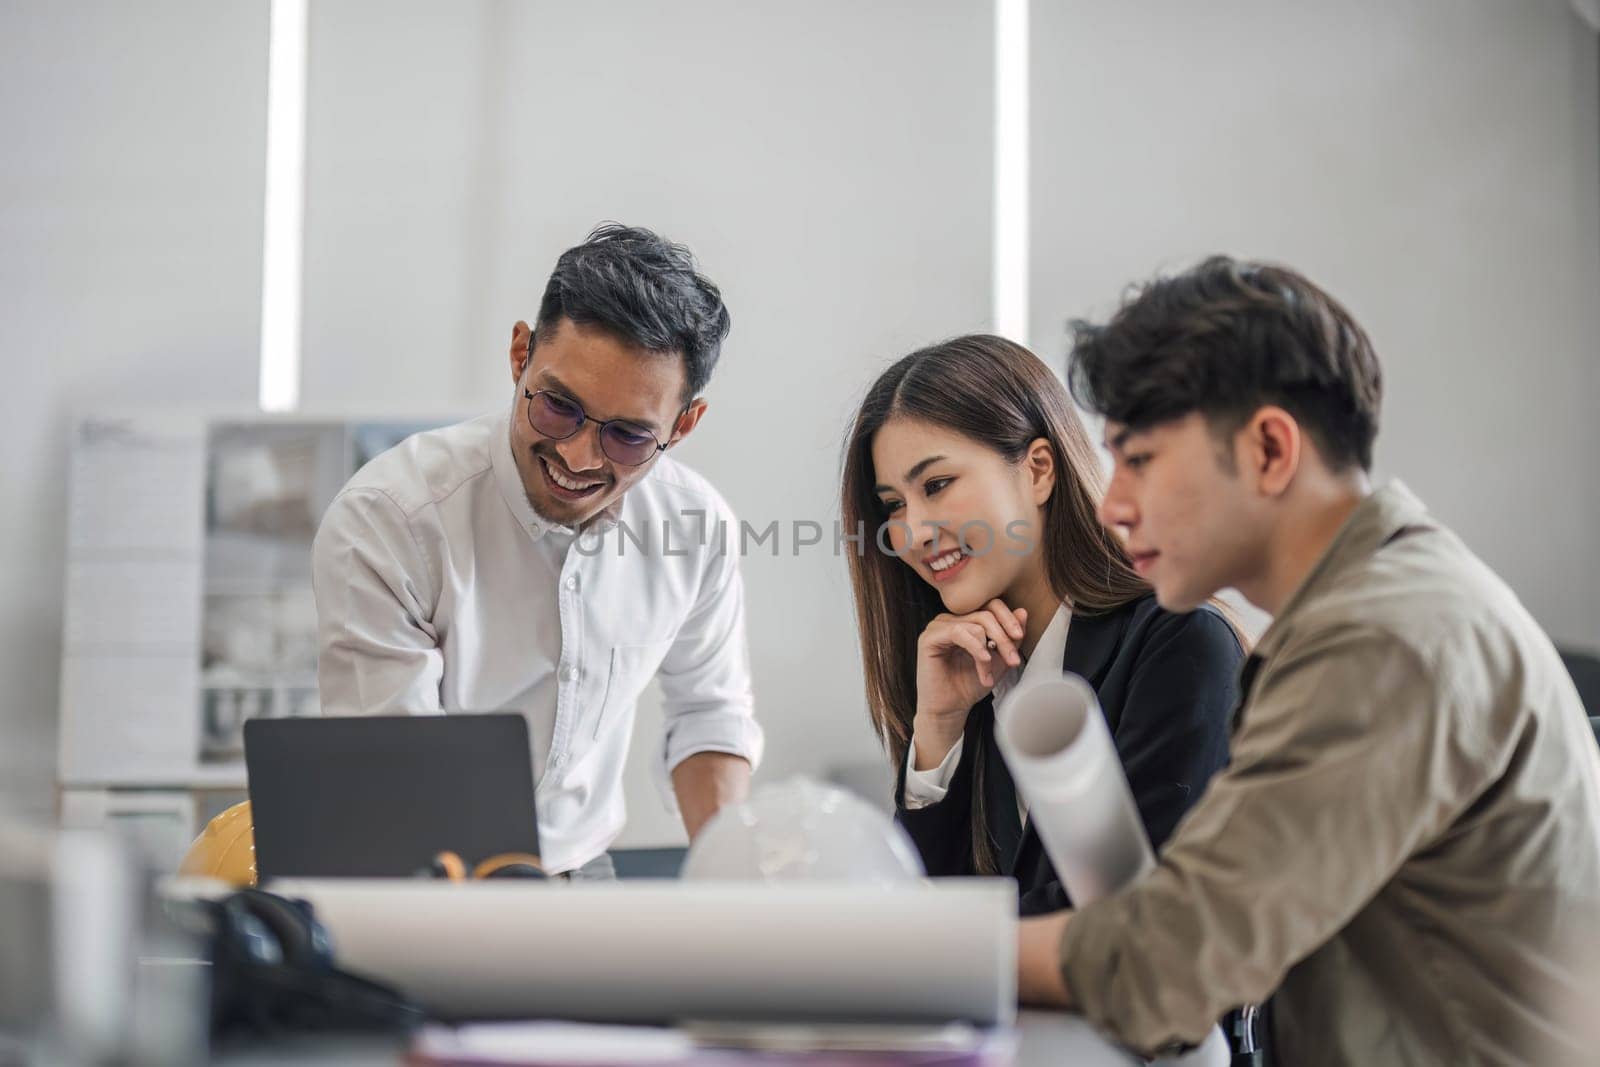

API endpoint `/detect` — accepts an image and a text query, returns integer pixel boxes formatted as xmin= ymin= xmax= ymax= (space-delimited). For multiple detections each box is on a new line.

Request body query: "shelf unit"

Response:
xmin=56 ymin=411 xmax=450 ymax=869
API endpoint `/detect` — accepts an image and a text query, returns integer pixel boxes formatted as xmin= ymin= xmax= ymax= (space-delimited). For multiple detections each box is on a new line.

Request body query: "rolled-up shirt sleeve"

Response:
xmin=311 ymin=488 xmax=445 ymax=717
xmin=653 ymin=528 xmax=763 ymax=784
xmin=1058 ymin=625 xmax=1493 ymax=1055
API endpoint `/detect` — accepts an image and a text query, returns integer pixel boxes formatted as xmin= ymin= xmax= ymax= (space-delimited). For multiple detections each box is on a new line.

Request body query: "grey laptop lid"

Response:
xmin=244 ymin=714 xmax=539 ymax=881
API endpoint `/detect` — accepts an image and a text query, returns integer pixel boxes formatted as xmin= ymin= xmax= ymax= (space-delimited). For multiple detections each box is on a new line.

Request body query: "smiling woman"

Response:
xmin=840 ymin=334 xmax=1243 ymax=905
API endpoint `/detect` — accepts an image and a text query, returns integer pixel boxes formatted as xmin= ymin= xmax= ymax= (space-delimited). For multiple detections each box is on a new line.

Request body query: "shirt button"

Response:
xmin=565 ymin=575 xmax=579 ymax=592
xmin=562 ymin=666 xmax=579 ymax=683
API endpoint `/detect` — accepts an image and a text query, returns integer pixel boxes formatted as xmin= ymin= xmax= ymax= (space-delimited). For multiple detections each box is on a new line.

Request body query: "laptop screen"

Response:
xmin=244 ymin=713 xmax=540 ymax=880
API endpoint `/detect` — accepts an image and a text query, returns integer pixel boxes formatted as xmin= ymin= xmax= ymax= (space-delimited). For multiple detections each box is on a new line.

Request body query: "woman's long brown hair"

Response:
xmin=842 ymin=335 xmax=1149 ymax=874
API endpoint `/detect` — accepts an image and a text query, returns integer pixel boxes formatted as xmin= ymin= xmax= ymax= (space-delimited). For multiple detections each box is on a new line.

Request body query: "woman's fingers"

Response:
xmin=923 ymin=616 xmax=996 ymax=687
xmin=967 ymin=608 xmax=1022 ymax=668
xmin=949 ymin=623 xmax=997 ymax=687
xmin=985 ymin=599 xmax=1027 ymax=643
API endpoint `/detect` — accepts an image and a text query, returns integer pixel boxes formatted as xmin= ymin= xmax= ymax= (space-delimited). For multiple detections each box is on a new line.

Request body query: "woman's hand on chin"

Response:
xmin=911 ymin=601 xmax=1028 ymax=766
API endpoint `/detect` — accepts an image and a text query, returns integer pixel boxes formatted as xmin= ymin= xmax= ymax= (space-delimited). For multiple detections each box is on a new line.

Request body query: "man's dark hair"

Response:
xmin=1067 ymin=256 xmax=1382 ymax=472
xmin=534 ymin=223 xmax=731 ymax=400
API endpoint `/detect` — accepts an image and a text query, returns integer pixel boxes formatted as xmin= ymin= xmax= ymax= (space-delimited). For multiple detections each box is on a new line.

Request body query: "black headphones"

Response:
xmin=207 ymin=888 xmax=425 ymax=1039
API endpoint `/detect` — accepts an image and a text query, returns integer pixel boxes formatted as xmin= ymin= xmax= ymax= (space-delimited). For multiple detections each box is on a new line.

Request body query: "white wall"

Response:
xmin=297 ymin=0 xmax=997 ymax=837
xmin=0 ymin=1 xmax=268 ymax=820
xmin=4 ymin=1 xmax=1596 ymax=833
xmin=1032 ymin=0 xmax=1600 ymax=648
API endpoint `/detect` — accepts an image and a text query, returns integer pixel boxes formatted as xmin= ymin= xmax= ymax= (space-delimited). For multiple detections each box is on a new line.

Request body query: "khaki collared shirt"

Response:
xmin=1059 ymin=482 xmax=1600 ymax=1064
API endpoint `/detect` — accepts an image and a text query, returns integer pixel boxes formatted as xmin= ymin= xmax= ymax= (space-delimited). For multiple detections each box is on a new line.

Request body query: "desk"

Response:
xmin=212 ymin=1012 xmax=1215 ymax=1066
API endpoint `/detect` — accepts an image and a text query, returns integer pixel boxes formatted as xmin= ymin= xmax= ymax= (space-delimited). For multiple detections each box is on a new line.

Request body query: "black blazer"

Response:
xmin=895 ymin=594 xmax=1242 ymax=916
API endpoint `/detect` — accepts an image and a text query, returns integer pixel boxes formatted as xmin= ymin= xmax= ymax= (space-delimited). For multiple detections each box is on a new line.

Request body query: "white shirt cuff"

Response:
xmin=902 ymin=734 xmax=965 ymax=810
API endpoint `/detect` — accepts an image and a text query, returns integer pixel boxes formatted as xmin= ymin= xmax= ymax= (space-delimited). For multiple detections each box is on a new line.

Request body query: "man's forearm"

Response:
xmin=1018 ymin=912 xmax=1075 ymax=1008
xmin=670 ymin=751 xmax=752 ymax=840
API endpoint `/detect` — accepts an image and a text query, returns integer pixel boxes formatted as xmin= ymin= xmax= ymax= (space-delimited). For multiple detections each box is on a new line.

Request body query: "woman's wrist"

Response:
xmin=910 ymin=709 xmax=966 ymax=770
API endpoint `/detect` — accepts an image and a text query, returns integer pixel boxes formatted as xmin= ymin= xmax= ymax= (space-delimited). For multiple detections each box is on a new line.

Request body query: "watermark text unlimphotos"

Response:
xmin=572 ymin=510 xmax=1037 ymax=560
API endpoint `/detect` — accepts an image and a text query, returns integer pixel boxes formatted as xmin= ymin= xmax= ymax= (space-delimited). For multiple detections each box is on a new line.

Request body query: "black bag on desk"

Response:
xmin=207 ymin=888 xmax=424 ymax=1039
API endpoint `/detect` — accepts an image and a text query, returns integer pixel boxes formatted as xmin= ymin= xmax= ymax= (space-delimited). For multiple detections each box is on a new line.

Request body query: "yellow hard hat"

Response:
xmin=178 ymin=800 xmax=257 ymax=887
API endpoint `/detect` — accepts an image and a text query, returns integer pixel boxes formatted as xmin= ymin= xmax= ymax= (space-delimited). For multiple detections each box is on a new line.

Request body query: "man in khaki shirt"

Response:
xmin=1018 ymin=256 xmax=1600 ymax=1065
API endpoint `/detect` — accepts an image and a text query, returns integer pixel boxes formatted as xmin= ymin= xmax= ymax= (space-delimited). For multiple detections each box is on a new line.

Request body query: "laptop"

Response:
xmin=244 ymin=714 xmax=540 ymax=881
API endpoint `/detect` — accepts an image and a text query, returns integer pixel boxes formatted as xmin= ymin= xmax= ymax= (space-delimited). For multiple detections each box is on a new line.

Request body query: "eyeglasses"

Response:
xmin=523 ymin=388 xmax=677 ymax=467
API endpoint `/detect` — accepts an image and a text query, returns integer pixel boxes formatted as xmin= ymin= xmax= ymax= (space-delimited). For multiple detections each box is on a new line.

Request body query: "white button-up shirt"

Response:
xmin=311 ymin=412 xmax=763 ymax=873
xmin=903 ymin=604 xmax=1072 ymax=817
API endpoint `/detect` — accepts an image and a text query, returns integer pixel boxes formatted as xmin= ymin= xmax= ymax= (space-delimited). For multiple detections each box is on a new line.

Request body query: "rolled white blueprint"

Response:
xmin=998 ymin=674 xmax=1229 ymax=1067
xmin=263 ymin=879 xmax=1017 ymax=1025
xmin=994 ymin=673 xmax=1154 ymax=906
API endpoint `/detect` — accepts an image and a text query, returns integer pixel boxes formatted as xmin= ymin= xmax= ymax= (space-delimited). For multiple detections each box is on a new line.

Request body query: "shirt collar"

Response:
xmin=1254 ymin=479 xmax=1433 ymax=660
xmin=992 ymin=603 xmax=1072 ymax=709
xmin=489 ymin=411 xmax=626 ymax=543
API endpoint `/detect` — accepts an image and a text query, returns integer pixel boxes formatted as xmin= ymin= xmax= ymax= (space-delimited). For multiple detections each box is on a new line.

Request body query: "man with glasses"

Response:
xmin=311 ymin=224 xmax=761 ymax=879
